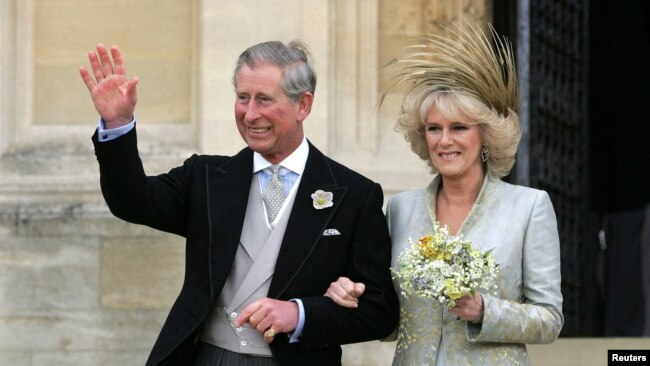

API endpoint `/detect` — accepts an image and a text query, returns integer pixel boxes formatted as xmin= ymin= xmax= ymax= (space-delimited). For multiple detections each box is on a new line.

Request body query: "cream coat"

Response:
xmin=388 ymin=175 xmax=564 ymax=366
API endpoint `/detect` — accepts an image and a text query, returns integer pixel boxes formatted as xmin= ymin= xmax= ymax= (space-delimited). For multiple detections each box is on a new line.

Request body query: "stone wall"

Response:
xmin=1 ymin=1 xmax=491 ymax=365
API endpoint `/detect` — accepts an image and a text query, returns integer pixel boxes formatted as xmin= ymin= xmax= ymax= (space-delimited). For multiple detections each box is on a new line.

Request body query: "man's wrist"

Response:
xmin=98 ymin=116 xmax=135 ymax=142
xmin=288 ymin=299 xmax=305 ymax=343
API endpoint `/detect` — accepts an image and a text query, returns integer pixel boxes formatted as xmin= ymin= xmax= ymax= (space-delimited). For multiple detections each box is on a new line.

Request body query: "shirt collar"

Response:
xmin=253 ymin=138 xmax=309 ymax=175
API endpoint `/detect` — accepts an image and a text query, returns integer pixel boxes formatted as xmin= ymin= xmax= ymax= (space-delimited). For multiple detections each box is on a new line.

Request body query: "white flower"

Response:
xmin=450 ymin=243 xmax=462 ymax=254
xmin=439 ymin=264 xmax=452 ymax=277
xmin=311 ymin=190 xmax=334 ymax=209
xmin=430 ymin=260 xmax=445 ymax=269
xmin=470 ymin=268 xmax=483 ymax=279
xmin=481 ymin=277 xmax=494 ymax=288
xmin=432 ymin=274 xmax=445 ymax=286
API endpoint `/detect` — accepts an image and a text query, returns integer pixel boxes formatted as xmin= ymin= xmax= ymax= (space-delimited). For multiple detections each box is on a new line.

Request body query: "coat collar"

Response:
xmin=205 ymin=147 xmax=254 ymax=299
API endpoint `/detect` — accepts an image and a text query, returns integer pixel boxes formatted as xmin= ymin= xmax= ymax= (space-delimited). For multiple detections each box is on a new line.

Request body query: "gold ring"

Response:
xmin=264 ymin=328 xmax=276 ymax=338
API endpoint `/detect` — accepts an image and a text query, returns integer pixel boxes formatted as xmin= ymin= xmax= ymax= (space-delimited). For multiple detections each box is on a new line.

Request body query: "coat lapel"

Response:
xmin=268 ymin=142 xmax=347 ymax=298
xmin=206 ymin=147 xmax=254 ymax=299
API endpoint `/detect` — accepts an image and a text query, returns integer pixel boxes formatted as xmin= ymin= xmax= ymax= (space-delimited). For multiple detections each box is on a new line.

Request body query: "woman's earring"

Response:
xmin=481 ymin=144 xmax=489 ymax=162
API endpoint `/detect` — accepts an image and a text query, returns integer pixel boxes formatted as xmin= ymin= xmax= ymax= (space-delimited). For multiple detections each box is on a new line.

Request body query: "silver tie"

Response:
xmin=262 ymin=165 xmax=286 ymax=223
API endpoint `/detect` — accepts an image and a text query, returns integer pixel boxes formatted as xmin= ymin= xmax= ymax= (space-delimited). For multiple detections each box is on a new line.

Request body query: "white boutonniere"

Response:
xmin=311 ymin=190 xmax=334 ymax=209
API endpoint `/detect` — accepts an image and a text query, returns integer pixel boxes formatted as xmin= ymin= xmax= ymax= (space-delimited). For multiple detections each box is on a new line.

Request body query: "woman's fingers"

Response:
xmin=325 ymin=288 xmax=359 ymax=308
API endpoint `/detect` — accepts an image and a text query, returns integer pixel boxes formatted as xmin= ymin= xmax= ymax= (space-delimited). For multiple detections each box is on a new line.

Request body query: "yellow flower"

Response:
xmin=444 ymin=279 xmax=464 ymax=300
xmin=417 ymin=235 xmax=438 ymax=259
xmin=437 ymin=250 xmax=452 ymax=261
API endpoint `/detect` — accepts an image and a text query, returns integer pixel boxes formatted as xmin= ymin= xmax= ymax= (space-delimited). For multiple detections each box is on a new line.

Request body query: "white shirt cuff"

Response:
xmin=97 ymin=117 xmax=135 ymax=142
xmin=289 ymin=298 xmax=305 ymax=343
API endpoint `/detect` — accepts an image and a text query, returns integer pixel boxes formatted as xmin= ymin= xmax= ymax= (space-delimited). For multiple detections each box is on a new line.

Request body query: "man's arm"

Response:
xmin=297 ymin=183 xmax=399 ymax=344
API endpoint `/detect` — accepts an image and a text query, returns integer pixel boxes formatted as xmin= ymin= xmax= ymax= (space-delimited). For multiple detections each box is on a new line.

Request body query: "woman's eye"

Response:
xmin=426 ymin=125 xmax=441 ymax=132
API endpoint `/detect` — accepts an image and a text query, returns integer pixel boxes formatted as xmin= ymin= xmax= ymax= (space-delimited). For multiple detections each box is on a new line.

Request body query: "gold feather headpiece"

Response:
xmin=383 ymin=23 xmax=518 ymax=116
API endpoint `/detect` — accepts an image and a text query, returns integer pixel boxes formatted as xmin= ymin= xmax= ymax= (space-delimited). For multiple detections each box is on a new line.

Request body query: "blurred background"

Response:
xmin=0 ymin=0 xmax=648 ymax=365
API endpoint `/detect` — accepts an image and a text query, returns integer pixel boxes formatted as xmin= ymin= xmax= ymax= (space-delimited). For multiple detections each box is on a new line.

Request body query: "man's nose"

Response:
xmin=244 ymin=101 xmax=261 ymax=122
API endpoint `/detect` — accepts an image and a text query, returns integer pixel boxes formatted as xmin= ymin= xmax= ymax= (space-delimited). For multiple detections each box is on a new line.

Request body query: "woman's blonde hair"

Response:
xmin=385 ymin=23 xmax=521 ymax=178
xmin=396 ymin=89 xmax=521 ymax=178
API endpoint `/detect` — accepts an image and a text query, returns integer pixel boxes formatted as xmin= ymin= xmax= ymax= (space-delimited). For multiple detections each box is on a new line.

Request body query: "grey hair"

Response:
xmin=232 ymin=40 xmax=317 ymax=101
xmin=396 ymin=90 xmax=521 ymax=179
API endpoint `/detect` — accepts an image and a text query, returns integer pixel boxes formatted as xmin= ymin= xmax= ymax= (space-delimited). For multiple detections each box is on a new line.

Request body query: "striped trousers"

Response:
xmin=194 ymin=341 xmax=279 ymax=366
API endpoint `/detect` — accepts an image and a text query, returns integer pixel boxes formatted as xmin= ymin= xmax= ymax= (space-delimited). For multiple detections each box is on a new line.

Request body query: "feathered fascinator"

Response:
xmin=382 ymin=22 xmax=518 ymax=116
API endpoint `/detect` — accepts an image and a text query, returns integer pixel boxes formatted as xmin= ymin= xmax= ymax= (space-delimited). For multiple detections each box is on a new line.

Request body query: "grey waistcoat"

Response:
xmin=200 ymin=174 xmax=297 ymax=356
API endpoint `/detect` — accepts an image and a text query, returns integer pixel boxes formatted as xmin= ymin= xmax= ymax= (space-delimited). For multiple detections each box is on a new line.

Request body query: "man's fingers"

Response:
xmin=79 ymin=66 xmax=95 ymax=92
xmin=234 ymin=302 xmax=259 ymax=327
xmin=263 ymin=327 xmax=277 ymax=343
xmin=88 ymin=50 xmax=105 ymax=83
xmin=127 ymin=77 xmax=139 ymax=103
xmin=256 ymin=315 xmax=273 ymax=333
xmin=97 ymin=43 xmax=114 ymax=76
xmin=235 ymin=301 xmax=262 ymax=327
xmin=111 ymin=45 xmax=126 ymax=75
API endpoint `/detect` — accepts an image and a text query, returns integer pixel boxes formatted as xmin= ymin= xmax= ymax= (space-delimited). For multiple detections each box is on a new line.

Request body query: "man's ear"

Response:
xmin=295 ymin=92 xmax=314 ymax=122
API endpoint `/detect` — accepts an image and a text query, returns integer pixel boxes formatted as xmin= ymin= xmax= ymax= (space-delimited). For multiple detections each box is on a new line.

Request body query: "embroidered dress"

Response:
xmin=387 ymin=175 xmax=563 ymax=365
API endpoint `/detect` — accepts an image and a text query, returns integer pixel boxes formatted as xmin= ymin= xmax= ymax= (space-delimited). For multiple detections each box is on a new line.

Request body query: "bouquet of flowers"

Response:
xmin=391 ymin=222 xmax=499 ymax=308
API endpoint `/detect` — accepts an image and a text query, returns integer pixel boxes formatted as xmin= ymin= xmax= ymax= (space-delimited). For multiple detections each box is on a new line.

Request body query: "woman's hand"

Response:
xmin=449 ymin=293 xmax=484 ymax=323
xmin=324 ymin=277 xmax=366 ymax=308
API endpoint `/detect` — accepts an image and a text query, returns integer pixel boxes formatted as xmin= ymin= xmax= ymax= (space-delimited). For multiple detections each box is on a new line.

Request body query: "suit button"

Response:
xmin=236 ymin=327 xmax=243 ymax=332
xmin=230 ymin=312 xmax=237 ymax=319
xmin=241 ymin=340 xmax=248 ymax=347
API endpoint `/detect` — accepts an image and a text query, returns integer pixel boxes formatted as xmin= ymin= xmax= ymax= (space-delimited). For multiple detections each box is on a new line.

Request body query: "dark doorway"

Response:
xmin=493 ymin=0 xmax=592 ymax=336
xmin=494 ymin=0 xmax=650 ymax=336
xmin=588 ymin=0 xmax=650 ymax=337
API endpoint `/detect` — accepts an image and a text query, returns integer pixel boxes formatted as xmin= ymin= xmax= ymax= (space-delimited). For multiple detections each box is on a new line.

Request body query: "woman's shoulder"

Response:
xmin=386 ymin=188 xmax=431 ymax=225
xmin=387 ymin=188 xmax=433 ymax=241
xmin=390 ymin=188 xmax=427 ymax=201
xmin=388 ymin=188 xmax=427 ymax=210
xmin=489 ymin=179 xmax=552 ymax=209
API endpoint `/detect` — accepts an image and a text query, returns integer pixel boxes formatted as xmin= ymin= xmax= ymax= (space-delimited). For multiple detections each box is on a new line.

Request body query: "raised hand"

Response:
xmin=79 ymin=44 xmax=139 ymax=129
xmin=324 ymin=276 xmax=365 ymax=308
